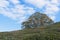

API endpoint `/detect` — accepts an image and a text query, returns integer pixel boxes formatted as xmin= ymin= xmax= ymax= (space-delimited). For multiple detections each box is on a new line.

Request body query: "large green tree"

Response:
xmin=22 ymin=12 xmax=54 ymax=29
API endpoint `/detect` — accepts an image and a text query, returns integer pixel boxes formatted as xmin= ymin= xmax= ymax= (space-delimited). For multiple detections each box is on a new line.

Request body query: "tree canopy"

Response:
xmin=22 ymin=12 xmax=54 ymax=29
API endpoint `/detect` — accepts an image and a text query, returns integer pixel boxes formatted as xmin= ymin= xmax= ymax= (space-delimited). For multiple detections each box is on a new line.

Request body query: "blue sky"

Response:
xmin=0 ymin=0 xmax=60 ymax=32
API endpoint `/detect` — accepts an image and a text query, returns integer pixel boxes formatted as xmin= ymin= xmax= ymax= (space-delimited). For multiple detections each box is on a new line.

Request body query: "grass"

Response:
xmin=0 ymin=22 xmax=60 ymax=40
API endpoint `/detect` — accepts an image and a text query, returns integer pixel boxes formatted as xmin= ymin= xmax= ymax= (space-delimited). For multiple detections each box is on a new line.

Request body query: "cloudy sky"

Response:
xmin=0 ymin=0 xmax=60 ymax=32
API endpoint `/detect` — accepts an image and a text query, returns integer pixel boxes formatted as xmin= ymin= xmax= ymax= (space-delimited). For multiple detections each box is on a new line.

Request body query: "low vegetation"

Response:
xmin=0 ymin=22 xmax=60 ymax=40
xmin=0 ymin=12 xmax=60 ymax=40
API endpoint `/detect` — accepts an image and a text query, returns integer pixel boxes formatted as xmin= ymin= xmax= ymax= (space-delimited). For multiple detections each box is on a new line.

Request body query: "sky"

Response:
xmin=0 ymin=0 xmax=60 ymax=32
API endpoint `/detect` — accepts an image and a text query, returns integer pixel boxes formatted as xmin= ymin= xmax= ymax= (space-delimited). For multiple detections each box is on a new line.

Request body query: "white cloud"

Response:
xmin=0 ymin=7 xmax=18 ymax=20
xmin=0 ymin=0 xmax=9 ymax=7
xmin=9 ymin=0 xmax=20 ymax=4
xmin=51 ymin=0 xmax=59 ymax=5
xmin=24 ymin=0 xmax=59 ymax=20
xmin=50 ymin=16 xmax=55 ymax=20
xmin=44 ymin=3 xmax=59 ymax=16
xmin=24 ymin=0 xmax=47 ymax=8
xmin=0 ymin=0 xmax=35 ymax=23
xmin=0 ymin=0 xmax=59 ymax=23
xmin=44 ymin=1 xmax=59 ymax=20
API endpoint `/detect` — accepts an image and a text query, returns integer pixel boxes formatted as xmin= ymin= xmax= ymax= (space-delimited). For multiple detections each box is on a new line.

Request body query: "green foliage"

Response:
xmin=23 ymin=34 xmax=41 ymax=40
xmin=22 ymin=12 xmax=54 ymax=29
xmin=0 ymin=22 xmax=60 ymax=40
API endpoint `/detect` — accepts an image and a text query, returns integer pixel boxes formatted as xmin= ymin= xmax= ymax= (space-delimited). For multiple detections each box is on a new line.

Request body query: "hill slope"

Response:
xmin=0 ymin=22 xmax=60 ymax=40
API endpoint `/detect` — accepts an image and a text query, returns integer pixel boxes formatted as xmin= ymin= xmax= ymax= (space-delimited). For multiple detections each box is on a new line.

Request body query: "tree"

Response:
xmin=22 ymin=12 xmax=54 ymax=29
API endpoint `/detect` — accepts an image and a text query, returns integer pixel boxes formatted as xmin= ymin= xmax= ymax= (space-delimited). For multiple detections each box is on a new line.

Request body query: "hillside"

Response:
xmin=0 ymin=22 xmax=60 ymax=40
